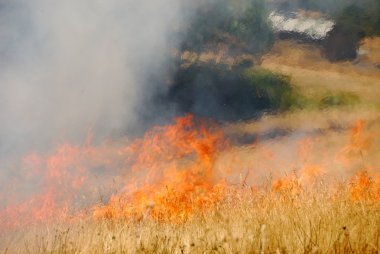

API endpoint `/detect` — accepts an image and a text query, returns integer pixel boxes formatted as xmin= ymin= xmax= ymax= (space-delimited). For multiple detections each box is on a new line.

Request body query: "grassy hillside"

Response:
xmin=261 ymin=39 xmax=380 ymax=107
xmin=1 ymin=2 xmax=380 ymax=252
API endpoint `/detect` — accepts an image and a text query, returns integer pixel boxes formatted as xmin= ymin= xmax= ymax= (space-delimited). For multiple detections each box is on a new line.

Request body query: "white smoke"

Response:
xmin=269 ymin=11 xmax=335 ymax=40
xmin=0 ymin=0 xmax=191 ymax=156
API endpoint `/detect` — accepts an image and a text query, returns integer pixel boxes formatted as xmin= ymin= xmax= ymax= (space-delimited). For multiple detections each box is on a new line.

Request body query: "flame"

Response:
xmin=349 ymin=170 xmax=380 ymax=201
xmin=339 ymin=120 xmax=371 ymax=165
xmin=299 ymin=164 xmax=324 ymax=184
xmin=272 ymin=173 xmax=302 ymax=196
xmin=0 ymin=115 xmax=229 ymax=229
xmin=0 ymin=143 xmax=90 ymax=229
xmin=93 ymin=114 xmax=228 ymax=221
xmin=0 ymin=115 xmax=379 ymax=232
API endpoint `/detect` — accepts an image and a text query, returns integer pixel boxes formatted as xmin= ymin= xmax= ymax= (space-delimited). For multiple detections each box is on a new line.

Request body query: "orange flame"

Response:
xmin=272 ymin=173 xmax=302 ymax=196
xmin=93 ymin=114 xmax=228 ymax=221
xmin=349 ymin=170 xmax=380 ymax=201
xmin=339 ymin=120 xmax=371 ymax=165
xmin=0 ymin=115 xmax=230 ymax=230
xmin=0 ymin=116 xmax=378 ymax=232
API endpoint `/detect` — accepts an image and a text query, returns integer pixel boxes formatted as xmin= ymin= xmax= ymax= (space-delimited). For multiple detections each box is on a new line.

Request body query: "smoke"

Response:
xmin=0 ymin=0 xmax=192 ymax=157
xmin=2 ymin=0 xmax=375 ymax=159
xmin=269 ymin=11 xmax=334 ymax=40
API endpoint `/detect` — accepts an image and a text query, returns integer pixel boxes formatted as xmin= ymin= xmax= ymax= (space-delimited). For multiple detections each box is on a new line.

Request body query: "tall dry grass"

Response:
xmin=2 ymin=38 xmax=379 ymax=254
xmin=2 ymin=182 xmax=379 ymax=254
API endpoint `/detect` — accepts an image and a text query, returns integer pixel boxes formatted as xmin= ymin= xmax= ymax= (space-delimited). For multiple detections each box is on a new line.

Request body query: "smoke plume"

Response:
xmin=0 ymin=0 xmax=191 ymax=158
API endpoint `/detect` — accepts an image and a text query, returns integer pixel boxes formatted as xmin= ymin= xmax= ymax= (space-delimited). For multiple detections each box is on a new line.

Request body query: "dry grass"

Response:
xmin=2 ymin=39 xmax=380 ymax=254
xmin=360 ymin=37 xmax=380 ymax=65
xmin=181 ymin=38 xmax=380 ymax=105
xmin=224 ymin=107 xmax=380 ymax=135
xmin=2 ymin=185 xmax=380 ymax=254
xmin=261 ymin=39 xmax=380 ymax=105
xmin=2 ymin=114 xmax=379 ymax=254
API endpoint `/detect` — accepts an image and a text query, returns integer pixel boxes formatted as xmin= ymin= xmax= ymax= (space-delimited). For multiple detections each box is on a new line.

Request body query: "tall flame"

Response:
xmin=0 ymin=116 xmax=379 ymax=232
xmin=93 ymin=114 xmax=228 ymax=221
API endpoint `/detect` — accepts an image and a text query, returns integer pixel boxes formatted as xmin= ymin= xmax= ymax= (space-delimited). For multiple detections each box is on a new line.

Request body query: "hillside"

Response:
xmin=1 ymin=1 xmax=380 ymax=253
xmin=261 ymin=39 xmax=380 ymax=105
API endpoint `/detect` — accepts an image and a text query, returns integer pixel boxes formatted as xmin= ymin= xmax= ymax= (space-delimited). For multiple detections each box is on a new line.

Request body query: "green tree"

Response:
xmin=181 ymin=0 xmax=274 ymax=55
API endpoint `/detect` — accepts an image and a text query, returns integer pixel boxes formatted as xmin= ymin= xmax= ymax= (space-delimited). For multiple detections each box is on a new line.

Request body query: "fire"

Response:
xmin=349 ymin=170 xmax=380 ymax=201
xmin=271 ymin=173 xmax=302 ymax=196
xmin=299 ymin=164 xmax=324 ymax=184
xmin=339 ymin=119 xmax=371 ymax=165
xmin=0 ymin=115 xmax=379 ymax=232
xmin=0 ymin=143 xmax=91 ymax=230
xmin=93 ymin=114 xmax=228 ymax=221
xmin=0 ymin=115 xmax=229 ymax=230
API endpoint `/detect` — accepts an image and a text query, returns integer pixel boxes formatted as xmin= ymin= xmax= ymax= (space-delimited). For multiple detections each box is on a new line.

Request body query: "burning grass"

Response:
xmin=1 ymin=114 xmax=380 ymax=253
xmin=2 ymin=184 xmax=380 ymax=253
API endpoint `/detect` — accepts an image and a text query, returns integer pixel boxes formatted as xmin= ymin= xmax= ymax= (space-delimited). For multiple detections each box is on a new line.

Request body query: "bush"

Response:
xmin=168 ymin=62 xmax=301 ymax=121
xmin=181 ymin=0 xmax=274 ymax=55
xmin=319 ymin=91 xmax=360 ymax=108
xmin=281 ymin=1 xmax=380 ymax=61
xmin=298 ymin=0 xmax=355 ymax=14
xmin=322 ymin=3 xmax=380 ymax=61
xmin=335 ymin=5 xmax=377 ymax=36
xmin=322 ymin=26 xmax=360 ymax=61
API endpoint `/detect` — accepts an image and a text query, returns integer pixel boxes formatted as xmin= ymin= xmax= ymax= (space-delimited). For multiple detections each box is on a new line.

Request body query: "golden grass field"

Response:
xmin=2 ymin=186 xmax=380 ymax=253
xmin=1 ymin=38 xmax=380 ymax=254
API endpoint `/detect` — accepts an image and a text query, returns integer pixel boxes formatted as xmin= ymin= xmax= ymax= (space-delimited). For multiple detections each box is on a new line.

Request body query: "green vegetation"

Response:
xmin=168 ymin=61 xmax=304 ymax=121
xmin=241 ymin=68 xmax=307 ymax=111
xmin=319 ymin=91 xmax=361 ymax=108
xmin=311 ymin=0 xmax=380 ymax=39
xmin=167 ymin=0 xmax=368 ymax=120
xmin=181 ymin=0 xmax=274 ymax=55
xmin=322 ymin=2 xmax=380 ymax=61
xmin=168 ymin=59 xmax=362 ymax=121
xmin=301 ymin=0 xmax=355 ymax=14
xmin=297 ymin=0 xmax=380 ymax=29
xmin=335 ymin=3 xmax=380 ymax=37
xmin=278 ymin=0 xmax=380 ymax=61
xmin=292 ymin=91 xmax=361 ymax=110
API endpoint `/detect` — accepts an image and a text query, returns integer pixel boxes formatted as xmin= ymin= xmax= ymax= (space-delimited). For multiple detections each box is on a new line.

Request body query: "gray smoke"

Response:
xmin=0 ymin=0 xmax=192 ymax=157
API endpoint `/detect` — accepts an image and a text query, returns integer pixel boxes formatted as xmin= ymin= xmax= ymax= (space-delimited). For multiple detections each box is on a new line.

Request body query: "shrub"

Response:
xmin=319 ymin=91 xmax=360 ymax=108
xmin=181 ymin=0 xmax=274 ymax=55
xmin=168 ymin=62 xmax=301 ymax=121
xmin=283 ymin=1 xmax=380 ymax=61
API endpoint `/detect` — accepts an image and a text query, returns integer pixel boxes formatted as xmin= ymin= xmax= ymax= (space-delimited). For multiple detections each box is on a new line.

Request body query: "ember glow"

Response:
xmin=0 ymin=115 xmax=379 ymax=232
